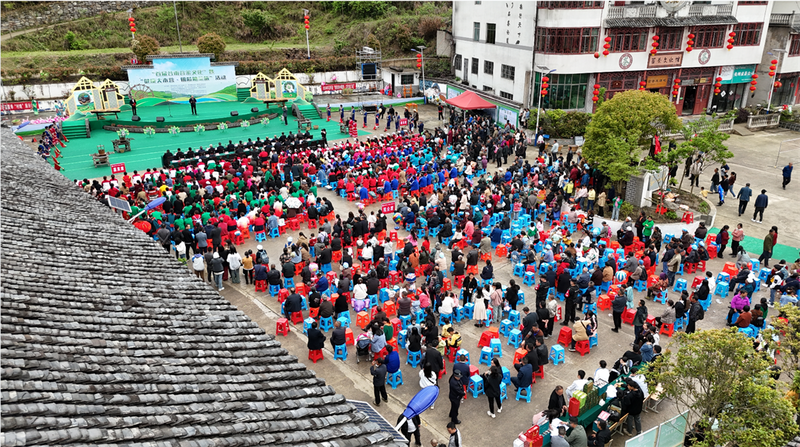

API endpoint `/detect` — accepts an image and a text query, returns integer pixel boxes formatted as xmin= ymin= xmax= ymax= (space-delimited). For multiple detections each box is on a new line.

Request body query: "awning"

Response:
xmin=444 ymin=90 xmax=497 ymax=110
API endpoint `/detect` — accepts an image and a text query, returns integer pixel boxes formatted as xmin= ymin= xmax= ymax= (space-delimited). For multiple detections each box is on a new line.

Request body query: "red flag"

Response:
xmin=654 ymin=135 xmax=662 ymax=155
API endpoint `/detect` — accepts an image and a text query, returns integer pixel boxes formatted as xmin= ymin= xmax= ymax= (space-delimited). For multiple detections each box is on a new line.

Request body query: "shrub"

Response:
xmin=130 ymin=35 xmax=160 ymax=62
xmin=418 ymin=17 xmax=445 ymax=40
xmin=619 ymin=201 xmax=635 ymax=220
xmin=197 ymin=32 xmax=226 ymax=61
xmin=665 ymin=210 xmax=678 ymax=220
xmin=698 ymin=201 xmax=710 ymax=214
xmin=241 ymin=9 xmax=278 ymax=39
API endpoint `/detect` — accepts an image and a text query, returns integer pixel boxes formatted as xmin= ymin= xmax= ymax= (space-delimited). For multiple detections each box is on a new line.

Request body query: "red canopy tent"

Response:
xmin=444 ymin=90 xmax=497 ymax=110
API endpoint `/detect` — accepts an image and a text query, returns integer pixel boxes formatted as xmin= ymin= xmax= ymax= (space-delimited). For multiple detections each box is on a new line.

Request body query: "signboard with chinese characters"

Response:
xmin=126 ymin=57 xmax=237 ymax=102
xmin=111 ymin=163 xmax=126 ymax=174
xmin=647 ymin=52 xmax=683 ymax=69
xmin=720 ymin=64 xmax=756 ymax=84
xmin=646 ymin=75 xmax=669 ymax=89
xmin=0 ymin=101 xmax=32 ymax=111
xmin=381 ymin=202 xmax=396 ymax=214
xmin=399 ymin=118 xmax=408 ymax=126
xmin=321 ymin=82 xmax=357 ymax=92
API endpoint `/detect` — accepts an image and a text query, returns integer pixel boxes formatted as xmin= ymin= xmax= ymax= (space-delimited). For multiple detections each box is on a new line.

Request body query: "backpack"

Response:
xmin=697 ymin=306 xmax=705 ymax=321
xmin=256 ymin=250 xmax=268 ymax=265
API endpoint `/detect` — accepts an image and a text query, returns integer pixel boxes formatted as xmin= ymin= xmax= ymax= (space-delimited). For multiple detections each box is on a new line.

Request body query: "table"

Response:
xmin=91 ymin=151 xmax=110 ymax=167
xmin=112 ymin=137 xmax=133 ymax=153
xmin=90 ymin=109 xmax=120 ymax=120
xmin=263 ymin=98 xmax=289 ymax=108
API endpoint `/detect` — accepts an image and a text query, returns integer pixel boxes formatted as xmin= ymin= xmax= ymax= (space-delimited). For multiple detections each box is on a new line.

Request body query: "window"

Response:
xmin=791 ymin=34 xmax=800 ymax=56
xmin=484 ymin=60 xmax=494 ymax=75
xmin=531 ymin=73 xmax=589 ymax=109
xmin=692 ymin=25 xmax=725 ymax=48
xmin=539 ymin=1 xmax=603 ymax=8
xmin=454 ymin=54 xmax=462 ymax=70
xmin=608 ymin=28 xmax=649 ymax=52
xmin=501 ymin=64 xmax=515 ymax=80
xmin=535 ymin=27 xmax=599 ymax=54
xmin=483 ymin=86 xmax=494 ymax=92
xmin=738 ymin=1 xmax=767 ymax=4
xmin=656 ymin=28 xmax=683 ymax=51
xmin=474 ymin=22 xmax=481 ymax=41
xmin=500 ymin=91 xmax=514 ymax=100
xmin=471 ymin=58 xmax=479 ymax=74
xmin=400 ymin=74 xmax=414 ymax=85
xmin=732 ymin=23 xmax=763 ymax=46
xmin=475 ymin=0 xmax=481 ymax=4
xmin=487 ymin=23 xmax=496 ymax=44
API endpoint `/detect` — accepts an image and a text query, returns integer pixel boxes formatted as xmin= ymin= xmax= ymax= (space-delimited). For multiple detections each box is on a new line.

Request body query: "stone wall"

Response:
xmin=1 ymin=1 xmax=166 ymax=32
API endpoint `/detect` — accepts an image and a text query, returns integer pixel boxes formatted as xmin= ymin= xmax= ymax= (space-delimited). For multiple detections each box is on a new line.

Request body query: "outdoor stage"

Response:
xmin=55 ymin=99 xmax=367 ymax=180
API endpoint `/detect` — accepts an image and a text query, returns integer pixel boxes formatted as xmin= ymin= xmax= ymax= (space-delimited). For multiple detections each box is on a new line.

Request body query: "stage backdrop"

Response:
xmin=126 ymin=56 xmax=237 ymax=103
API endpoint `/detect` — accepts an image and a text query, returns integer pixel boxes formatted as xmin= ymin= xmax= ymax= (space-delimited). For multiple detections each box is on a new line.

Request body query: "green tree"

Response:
xmin=583 ymin=90 xmax=682 ymax=184
xmin=197 ymin=32 xmax=226 ymax=61
xmin=644 ymin=329 xmax=798 ymax=447
xmin=130 ymin=35 xmax=160 ymax=62
xmin=241 ymin=9 xmax=278 ymax=39
xmin=764 ymin=304 xmax=800 ymax=382
xmin=675 ymin=113 xmax=734 ymax=192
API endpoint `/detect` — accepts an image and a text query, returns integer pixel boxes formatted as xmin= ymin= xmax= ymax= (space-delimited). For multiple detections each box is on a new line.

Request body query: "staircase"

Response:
xmin=296 ymin=103 xmax=321 ymax=120
xmin=62 ymin=119 xmax=88 ymax=139
xmin=237 ymin=88 xmax=251 ymax=102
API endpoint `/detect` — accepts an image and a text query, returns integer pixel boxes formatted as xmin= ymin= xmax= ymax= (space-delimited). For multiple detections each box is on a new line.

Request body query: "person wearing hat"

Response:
xmin=210 ymin=252 xmax=225 ymax=290
xmin=565 ymin=416 xmax=588 ymax=447
xmin=448 ymin=368 xmax=466 ymax=425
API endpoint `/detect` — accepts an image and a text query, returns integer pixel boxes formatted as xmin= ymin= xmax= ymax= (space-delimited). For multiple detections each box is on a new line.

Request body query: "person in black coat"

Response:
xmin=307 ymin=321 xmax=326 ymax=351
xmin=424 ymin=341 xmax=443 ymax=380
xmin=267 ymin=265 xmax=282 ymax=286
xmin=511 ymin=357 xmax=533 ymax=391
xmin=284 ymin=290 xmax=303 ymax=319
xmin=588 ymin=420 xmax=612 ymax=447
xmin=620 ymin=379 xmax=645 ymax=436
xmin=370 ymin=358 xmax=388 ymax=406
xmin=334 ymin=293 xmax=349 ymax=318
xmin=330 ymin=321 xmax=346 ymax=351
xmin=407 ymin=327 xmax=422 ymax=352
xmin=482 ymin=362 xmax=503 ymax=417
xmin=448 ymin=370 xmax=466 ymax=424
xmin=548 ymin=385 xmax=567 ymax=416
xmin=396 ymin=414 xmax=421 ymax=446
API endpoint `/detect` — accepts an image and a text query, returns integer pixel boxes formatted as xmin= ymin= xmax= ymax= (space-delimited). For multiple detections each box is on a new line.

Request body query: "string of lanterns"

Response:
xmin=304 ymin=14 xmax=310 ymax=29
xmin=727 ymin=32 xmax=736 ymax=50
xmin=650 ymin=35 xmax=659 ymax=55
xmin=686 ymin=33 xmax=694 ymax=52
xmin=672 ymin=78 xmax=681 ymax=99
xmin=128 ymin=16 xmax=136 ymax=35
xmin=714 ymin=77 xmax=722 ymax=95
xmin=592 ymin=84 xmax=600 ymax=103
xmin=750 ymin=73 xmax=758 ymax=93
xmin=603 ymin=36 xmax=611 ymax=57
xmin=541 ymin=76 xmax=550 ymax=97
xmin=417 ymin=53 xmax=422 ymax=69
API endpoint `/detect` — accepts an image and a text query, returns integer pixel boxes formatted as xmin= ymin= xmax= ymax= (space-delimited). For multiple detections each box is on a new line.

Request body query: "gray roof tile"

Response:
xmin=0 ymin=128 xmax=404 ymax=446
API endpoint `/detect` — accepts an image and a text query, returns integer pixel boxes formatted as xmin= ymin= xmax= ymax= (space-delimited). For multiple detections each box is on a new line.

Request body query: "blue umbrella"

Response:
xmin=394 ymin=386 xmax=439 ymax=431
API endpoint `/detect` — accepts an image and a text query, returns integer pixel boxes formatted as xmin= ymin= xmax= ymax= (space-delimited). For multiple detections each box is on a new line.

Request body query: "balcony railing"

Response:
xmin=688 ymin=3 xmax=733 ymax=16
xmin=607 ymin=5 xmax=657 ymax=19
xmin=770 ymin=13 xmax=792 ymax=26
xmin=747 ymin=114 xmax=780 ymax=130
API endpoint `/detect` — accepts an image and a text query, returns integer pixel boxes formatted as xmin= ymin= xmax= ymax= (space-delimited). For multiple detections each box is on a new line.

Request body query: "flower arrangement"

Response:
xmin=240 ymin=120 xmax=250 ymax=129
xmin=143 ymin=127 xmax=156 ymax=137
xmin=260 ymin=117 xmax=270 ymax=127
xmin=168 ymin=126 xmax=181 ymax=135
xmin=194 ymin=124 xmax=205 ymax=134
xmin=218 ymin=122 xmax=229 ymax=132
xmin=116 ymin=128 xmax=130 ymax=139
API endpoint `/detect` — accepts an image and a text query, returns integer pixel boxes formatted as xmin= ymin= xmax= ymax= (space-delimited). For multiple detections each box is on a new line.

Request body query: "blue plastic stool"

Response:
xmin=508 ymin=329 xmax=522 ymax=348
xmin=717 ymin=272 xmax=731 ymax=283
xmin=500 ymin=382 xmax=508 ymax=402
xmin=284 ymin=277 xmax=295 ymax=289
xmin=499 ymin=319 xmax=513 ymax=337
xmin=334 ymin=344 xmax=348 ymax=361
xmin=415 ymin=309 xmax=426 ymax=325
xmin=387 ymin=370 xmax=403 ymax=389
xmin=303 ymin=317 xmax=315 ymax=335
xmin=407 ymin=350 xmax=422 ymax=367
xmin=440 ymin=313 xmax=453 ymax=325
xmin=582 ymin=303 xmax=597 ymax=314
xmin=269 ymin=284 xmax=281 ymax=296
xmin=508 ymin=310 xmax=521 ymax=326
xmin=490 ymin=338 xmax=503 ymax=358
xmin=399 ymin=314 xmax=412 ymax=330
xmin=556 ymin=292 xmax=566 ymax=302
xmin=673 ymin=278 xmax=687 ymax=293
xmin=255 ymin=231 xmax=267 ymax=242
xmin=633 ymin=279 xmax=647 ymax=292
xmin=469 ymin=375 xmax=485 ymax=398
xmin=515 ymin=385 xmax=532 ymax=402
xmin=523 ymin=271 xmax=536 ymax=286
xmin=599 ymin=281 xmax=611 ymax=294
xmin=539 ymin=263 xmax=550 ymax=275
xmin=337 ymin=316 xmax=350 ymax=329
xmin=321 ymin=263 xmax=332 ymax=273
xmin=398 ymin=329 xmax=408 ymax=348
xmin=454 ymin=306 xmax=466 ymax=323
xmin=269 ymin=227 xmax=279 ymax=239
xmin=589 ymin=333 xmax=598 ymax=348
xmin=759 ymin=268 xmax=771 ymax=282
xmin=502 ymin=366 xmax=511 ymax=384
xmin=513 ymin=263 xmax=525 ymax=277
xmin=675 ymin=315 xmax=687 ymax=330
xmin=301 ymin=296 xmax=308 ymax=310
xmin=464 ymin=302 xmax=475 ymax=320
xmin=320 ymin=316 xmax=334 ymax=332
xmin=456 ymin=348 xmax=471 ymax=364
xmin=368 ymin=294 xmax=379 ymax=308
xmin=485 ymin=308 xmax=493 ymax=327
xmin=549 ymin=345 xmax=565 ymax=365
xmin=518 ymin=291 xmax=526 ymax=305
xmin=714 ymin=281 xmax=730 ymax=298
xmin=654 ymin=290 xmax=668 ymax=305
xmin=379 ymin=289 xmax=391 ymax=303
xmin=479 ymin=346 xmax=493 ymax=366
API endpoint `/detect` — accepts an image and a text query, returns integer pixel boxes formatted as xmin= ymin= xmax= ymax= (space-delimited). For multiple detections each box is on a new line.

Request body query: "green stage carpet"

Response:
xmin=708 ymin=227 xmax=798 ymax=264
xmin=55 ymin=115 xmax=364 ymax=180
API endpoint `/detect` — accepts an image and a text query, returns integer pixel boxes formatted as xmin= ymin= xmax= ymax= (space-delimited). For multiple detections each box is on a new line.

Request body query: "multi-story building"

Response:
xmin=453 ymin=1 xmax=774 ymax=115
xmin=754 ymin=2 xmax=800 ymax=109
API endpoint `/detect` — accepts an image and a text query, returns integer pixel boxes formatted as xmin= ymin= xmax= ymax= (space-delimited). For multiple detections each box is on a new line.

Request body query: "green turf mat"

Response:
xmin=709 ymin=227 xmax=799 ymax=263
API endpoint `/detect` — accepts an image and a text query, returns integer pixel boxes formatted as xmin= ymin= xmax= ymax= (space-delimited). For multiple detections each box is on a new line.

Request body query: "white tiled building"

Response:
xmin=453 ymin=1 xmax=775 ymax=115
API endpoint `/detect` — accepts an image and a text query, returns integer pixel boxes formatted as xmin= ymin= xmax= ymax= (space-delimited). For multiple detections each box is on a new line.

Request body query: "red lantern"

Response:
xmin=542 ymin=83 xmax=549 ymax=89
xmin=751 ymin=80 xmax=758 ymax=85
xmin=594 ymin=84 xmax=601 ymax=89
xmin=305 ymin=24 xmax=310 ymax=29
xmin=772 ymin=59 xmax=778 ymax=64
xmin=714 ymin=88 xmax=721 ymax=94
xmin=729 ymin=31 xmax=736 ymax=37
xmin=652 ymin=35 xmax=660 ymax=41
xmin=716 ymin=77 xmax=722 ymax=82
xmin=129 ymin=16 xmax=136 ymax=34
xmin=650 ymin=49 xmax=657 ymax=55
xmin=304 ymin=15 xmax=310 ymax=20
xmin=775 ymin=81 xmax=783 ymax=89
xmin=652 ymin=42 xmax=659 ymax=48
xmin=592 ymin=95 xmax=599 ymax=102
xmin=686 ymin=46 xmax=693 ymax=52
xmin=542 ymin=76 xmax=549 ymax=83
xmin=603 ymin=50 xmax=610 ymax=56
xmin=605 ymin=36 xmax=611 ymax=42
xmin=750 ymin=86 xmax=757 ymax=92
xmin=769 ymin=71 xmax=776 ymax=77
xmin=541 ymin=89 xmax=548 ymax=96
xmin=416 ymin=63 xmax=421 ymax=68
xmin=128 ymin=17 xmax=135 ymax=22
xmin=726 ymin=44 xmax=733 ymax=50
xmin=603 ymin=43 xmax=611 ymax=50
xmin=594 ymin=52 xmax=600 ymax=58
xmin=752 ymin=74 xmax=759 ymax=79
xmin=688 ymin=33 xmax=695 ymax=39
xmin=687 ymin=40 xmax=694 ymax=46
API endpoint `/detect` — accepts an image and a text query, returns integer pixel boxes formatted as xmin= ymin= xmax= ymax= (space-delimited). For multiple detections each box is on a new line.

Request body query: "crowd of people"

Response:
xmin=73 ymin=102 xmax=800 ymax=447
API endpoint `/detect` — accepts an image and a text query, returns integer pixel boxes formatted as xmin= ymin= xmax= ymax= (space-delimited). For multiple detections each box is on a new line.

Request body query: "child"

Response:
xmin=700 ymin=186 xmax=709 ymax=199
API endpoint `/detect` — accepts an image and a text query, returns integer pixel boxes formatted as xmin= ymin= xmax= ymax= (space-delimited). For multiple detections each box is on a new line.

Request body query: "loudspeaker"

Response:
xmin=251 ymin=107 xmax=259 ymax=113
xmin=230 ymin=111 xmax=239 ymax=117
xmin=156 ymin=117 xmax=165 ymax=122
xmin=131 ymin=115 xmax=141 ymax=122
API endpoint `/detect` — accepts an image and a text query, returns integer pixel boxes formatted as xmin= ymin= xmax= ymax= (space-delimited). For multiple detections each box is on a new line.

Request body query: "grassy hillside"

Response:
xmin=1 ymin=1 xmax=451 ymax=84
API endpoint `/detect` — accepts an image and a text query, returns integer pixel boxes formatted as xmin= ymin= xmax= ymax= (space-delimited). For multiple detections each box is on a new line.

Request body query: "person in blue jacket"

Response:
xmin=783 ymin=162 xmax=793 ymax=189
xmin=385 ymin=345 xmax=400 ymax=374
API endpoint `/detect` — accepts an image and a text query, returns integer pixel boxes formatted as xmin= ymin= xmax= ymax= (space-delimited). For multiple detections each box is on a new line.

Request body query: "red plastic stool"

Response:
xmin=495 ymin=244 xmax=508 ymax=257
xmin=332 ymin=250 xmax=343 ymax=262
xmin=645 ymin=314 xmax=656 ymax=326
xmin=278 ymin=288 xmax=290 ymax=303
xmin=659 ymin=323 xmax=675 ymax=337
xmin=308 ymin=349 xmax=324 ymax=363
xmin=681 ymin=212 xmax=694 ymax=224
xmin=446 ymin=346 xmax=458 ymax=362
xmin=598 ymin=294 xmax=612 ymax=311
xmin=691 ymin=276 xmax=704 ymax=289
xmin=513 ymin=348 xmax=528 ymax=365
xmin=575 ymin=340 xmax=591 ymax=356
xmin=374 ymin=347 xmax=388 ymax=362
xmin=387 ymin=337 xmax=399 ymax=352
xmin=389 ymin=271 xmax=402 ymax=285
xmin=296 ymin=283 xmax=308 ymax=295
xmin=557 ymin=327 xmax=573 ymax=346
xmin=255 ymin=280 xmax=267 ymax=292
xmin=454 ymin=275 xmax=465 ymax=289
xmin=534 ymin=365 xmax=545 ymax=380
xmin=478 ymin=329 xmax=499 ymax=348
xmin=622 ymin=308 xmax=636 ymax=325
xmin=390 ymin=317 xmax=402 ymax=335
xmin=309 ymin=307 xmax=319 ymax=319
xmin=345 ymin=328 xmax=355 ymax=345
xmin=481 ymin=252 xmax=492 ymax=262
xmin=276 ymin=318 xmax=289 ymax=336
xmin=442 ymin=278 xmax=452 ymax=292
xmin=356 ymin=311 xmax=370 ymax=329
xmin=383 ymin=301 xmax=396 ymax=317
xmin=722 ymin=262 xmax=739 ymax=278
xmin=291 ymin=311 xmax=304 ymax=325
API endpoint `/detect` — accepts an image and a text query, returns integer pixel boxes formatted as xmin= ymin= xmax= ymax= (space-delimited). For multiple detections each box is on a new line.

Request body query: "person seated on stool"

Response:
xmin=385 ymin=344 xmax=401 ymax=374
xmin=569 ymin=318 xmax=593 ymax=352
xmin=511 ymin=356 xmax=533 ymax=391
xmin=588 ymin=419 xmax=612 ymax=447
xmin=330 ymin=320 xmax=346 ymax=351
xmin=307 ymin=321 xmax=326 ymax=352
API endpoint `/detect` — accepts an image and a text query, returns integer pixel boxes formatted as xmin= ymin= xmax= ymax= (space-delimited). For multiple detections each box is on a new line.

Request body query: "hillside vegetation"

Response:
xmin=1 ymin=1 xmax=452 ymax=85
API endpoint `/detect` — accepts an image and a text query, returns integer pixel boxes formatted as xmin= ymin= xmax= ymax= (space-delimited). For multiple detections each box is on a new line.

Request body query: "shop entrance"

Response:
xmin=682 ymin=86 xmax=697 ymax=115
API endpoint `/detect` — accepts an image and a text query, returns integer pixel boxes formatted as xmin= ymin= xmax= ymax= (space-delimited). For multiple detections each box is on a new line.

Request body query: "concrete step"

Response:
xmin=732 ymin=123 xmax=754 ymax=136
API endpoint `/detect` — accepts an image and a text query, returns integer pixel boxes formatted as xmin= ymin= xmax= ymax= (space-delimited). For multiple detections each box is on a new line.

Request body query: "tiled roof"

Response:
xmin=0 ymin=128 xmax=403 ymax=446
xmin=786 ymin=435 xmax=800 ymax=447
xmin=604 ymin=16 xmax=738 ymax=28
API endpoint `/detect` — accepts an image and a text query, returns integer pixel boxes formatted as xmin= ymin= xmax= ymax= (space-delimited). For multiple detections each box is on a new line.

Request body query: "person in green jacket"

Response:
xmin=642 ymin=216 xmax=654 ymax=244
xmin=565 ymin=416 xmax=587 ymax=447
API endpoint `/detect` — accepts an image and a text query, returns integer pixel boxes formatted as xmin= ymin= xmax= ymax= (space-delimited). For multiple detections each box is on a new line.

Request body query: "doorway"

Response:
xmin=391 ymin=74 xmax=396 ymax=96
xmin=682 ymin=86 xmax=697 ymax=115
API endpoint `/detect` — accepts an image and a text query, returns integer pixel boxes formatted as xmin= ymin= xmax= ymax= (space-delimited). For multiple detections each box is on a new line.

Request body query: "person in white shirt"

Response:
xmin=440 ymin=294 xmax=456 ymax=315
xmin=565 ymin=370 xmax=589 ymax=400
xmin=594 ymin=360 xmax=611 ymax=387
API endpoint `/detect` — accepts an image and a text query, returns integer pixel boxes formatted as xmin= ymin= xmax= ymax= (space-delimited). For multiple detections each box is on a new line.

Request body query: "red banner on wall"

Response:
xmin=1 ymin=101 xmax=32 ymax=111
xmin=321 ymin=82 xmax=357 ymax=92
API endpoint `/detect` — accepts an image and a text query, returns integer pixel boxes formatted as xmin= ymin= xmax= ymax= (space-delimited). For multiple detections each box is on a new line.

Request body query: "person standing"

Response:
xmin=438 ymin=103 xmax=444 ymax=120
xmin=611 ymin=289 xmax=627 ymax=333
xmin=129 ymin=95 xmax=137 ymax=116
xmin=752 ymin=189 xmax=768 ymax=223
xmin=596 ymin=190 xmax=606 ymax=217
xmin=759 ymin=227 xmax=777 ymax=266
xmin=370 ymin=357 xmax=388 ymax=406
xmin=282 ymin=106 xmax=288 ymax=125
xmin=396 ymin=414 xmax=421 ymax=446
xmin=716 ymin=225 xmax=730 ymax=258
xmin=189 ymin=95 xmax=197 ymax=115
xmin=326 ymin=103 xmax=331 ymax=122
xmin=481 ymin=363 xmax=503 ymax=418
xmin=446 ymin=422 xmax=462 ymax=447
xmin=448 ymin=370 xmax=466 ymax=425
xmin=686 ymin=295 xmax=703 ymax=334
xmin=611 ymin=195 xmax=622 ymax=221
xmin=783 ymin=162 xmax=793 ymax=189
xmin=632 ymin=300 xmax=648 ymax=345
xmin=737 ymin=183 xmax=752 ymax=217
xmin=730 ymin=223 xmax=744 ymax=258
xmin=690 ymin=159 xmax=703 ymax=188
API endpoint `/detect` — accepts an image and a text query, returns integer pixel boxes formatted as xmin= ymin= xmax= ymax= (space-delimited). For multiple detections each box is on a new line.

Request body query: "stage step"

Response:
xmin=297 ymin=104 xmax=321 ymax=120
xmin=237 ymin=88 xmax=251 ymax=102
xmin=62 ymin=120 xmax=88 ymax=139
